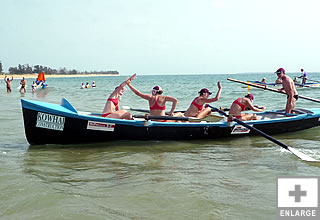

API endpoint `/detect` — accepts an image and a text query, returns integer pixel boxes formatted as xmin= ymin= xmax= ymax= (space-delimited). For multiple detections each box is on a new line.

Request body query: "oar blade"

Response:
xmin=208 ymin=104 xmax=319 ymax=162
xmin=287 ymin=146 xmax=319 ymax=162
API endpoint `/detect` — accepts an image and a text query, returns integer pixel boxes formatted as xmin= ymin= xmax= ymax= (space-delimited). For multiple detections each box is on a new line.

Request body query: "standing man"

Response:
xmin=19 ymin=77 xmax=27 ymax=93
xmin=4 ymin=75 xmax=13 ymax=92
xmin=275 ymin=68 xmax=298 ymax=114
xmin=300 ymin=68 xmax=307 ymax=84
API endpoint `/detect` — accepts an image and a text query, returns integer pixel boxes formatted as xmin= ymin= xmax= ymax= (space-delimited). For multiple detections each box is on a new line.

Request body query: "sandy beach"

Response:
xmin=1 ymin=73 xmax=120 ymax=79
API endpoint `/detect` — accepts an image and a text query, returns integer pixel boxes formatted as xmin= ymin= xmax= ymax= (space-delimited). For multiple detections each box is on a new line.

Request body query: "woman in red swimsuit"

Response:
xmin=184 ymin=82 xmax=222 ymax=118
xmin=127 ymin=76 xmax=178 ymax=117
xmin=228 ymin=93 xmax=265 ymax=121
xmin=102 ymin=74 xmax=136 ymax=119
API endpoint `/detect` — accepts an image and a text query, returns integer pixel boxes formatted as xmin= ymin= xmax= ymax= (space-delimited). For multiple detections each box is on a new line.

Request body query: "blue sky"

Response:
xmin=1 ymin=0 xmax=320 ymax=75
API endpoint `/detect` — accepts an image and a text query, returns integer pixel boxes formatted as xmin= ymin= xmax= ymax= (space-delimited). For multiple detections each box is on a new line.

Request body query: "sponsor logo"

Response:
xmin=87 ymin=121 xmax=115 ymax=132
xmin=36 ymin=112 xmax=65 ymax=131
xmin=277 ymin=176 xmax=320 ymax=219
xmin=231 ymin=125 xmax=251 ymax=134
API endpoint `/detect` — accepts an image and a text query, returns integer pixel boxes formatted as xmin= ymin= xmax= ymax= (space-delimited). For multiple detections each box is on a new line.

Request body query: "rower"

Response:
xmin=228 ymin=93 xmax=265 ymax=121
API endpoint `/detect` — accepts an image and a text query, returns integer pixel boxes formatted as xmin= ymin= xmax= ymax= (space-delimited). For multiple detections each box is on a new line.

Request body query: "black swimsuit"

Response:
xmin=287 ymin=95 xmax=299 ymax=100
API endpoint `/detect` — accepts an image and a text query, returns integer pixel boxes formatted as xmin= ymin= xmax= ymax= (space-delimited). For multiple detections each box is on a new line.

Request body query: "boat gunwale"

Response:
xmin=21 ymin=99 xmax=320 ymax=128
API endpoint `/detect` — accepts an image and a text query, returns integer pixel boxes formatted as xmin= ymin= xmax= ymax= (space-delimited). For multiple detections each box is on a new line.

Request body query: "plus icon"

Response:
xmin=289 ymin=184 xmax=307 ymax=202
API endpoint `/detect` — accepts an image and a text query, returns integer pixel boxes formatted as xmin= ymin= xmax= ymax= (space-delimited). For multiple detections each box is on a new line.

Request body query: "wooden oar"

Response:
xmin=228 ymin=78 xmax=320 ymax=103
xmin=123 ymin=106 xmax=186 ymax=114
xmin=132 ymin=114 xmax=224 ymax=122
xmin=207 ymin=104 xmax=318 ymax=162
xmin=133 ymin=114 xmax=199 ymax=121
xmin=304 ymin=78 xmax=320 ymax=83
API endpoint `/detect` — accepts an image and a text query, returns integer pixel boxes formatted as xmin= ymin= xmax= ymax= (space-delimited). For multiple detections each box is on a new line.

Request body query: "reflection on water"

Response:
xmin=18 ymin=139 xmax=284 ymax=219
xmin=35 ymin=88 xmax=50 ymax=98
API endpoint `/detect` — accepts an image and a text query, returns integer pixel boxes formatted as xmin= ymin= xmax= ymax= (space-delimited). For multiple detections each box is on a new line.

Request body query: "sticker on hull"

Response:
xmin=231 ymin=125 xmax=251 ymax=134
xmin=36 ymin=112 xmax=65 ymax=131
xmin=87 ymin=121 xmax=115 ymax=132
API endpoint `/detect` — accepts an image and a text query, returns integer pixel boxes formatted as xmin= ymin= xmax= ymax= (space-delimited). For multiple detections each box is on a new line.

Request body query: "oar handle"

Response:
xmin=124 ymin=107 xmax=185 ymax=114
xmin=228 ymin=78 xmax=320 ymax=103
xmin=133 ymin=114 xmax=190 ymax=121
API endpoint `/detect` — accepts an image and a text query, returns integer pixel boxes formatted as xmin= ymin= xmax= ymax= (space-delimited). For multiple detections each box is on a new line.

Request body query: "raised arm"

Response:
xmin=205 ymin=81 xmax=222 ymax=103
xmin=127 ymin=82 xmax=151 ymax=100
xmin=165 ymin=96 xmax=178 ymax=115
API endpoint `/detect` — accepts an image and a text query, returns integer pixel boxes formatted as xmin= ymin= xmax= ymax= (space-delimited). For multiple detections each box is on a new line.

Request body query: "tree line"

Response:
xmin=0 ymin=61 xmax=118 ymax=75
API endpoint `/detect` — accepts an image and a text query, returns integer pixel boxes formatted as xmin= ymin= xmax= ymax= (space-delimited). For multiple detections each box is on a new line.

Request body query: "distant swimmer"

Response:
xmin=85 ymin=82 xmax=90 ymax=88
xmin=4 ymin=75 xmax=13 ymax=92
xmin=19 ymin=77 xmax=26 ymax=93
xmin=81 ymin=83 xmax=85 ymax=89
xmin=32 ymin=81 xmax=37 ymax=93
xmin=92 ymin=81 xmax=96 ymax=88
xmin=261 ymin=77 xmax=267 ymax=83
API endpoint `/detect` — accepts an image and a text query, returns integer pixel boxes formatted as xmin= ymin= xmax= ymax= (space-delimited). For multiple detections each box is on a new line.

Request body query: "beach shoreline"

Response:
xmin=1 ymin=73 xmax=120 ymax=79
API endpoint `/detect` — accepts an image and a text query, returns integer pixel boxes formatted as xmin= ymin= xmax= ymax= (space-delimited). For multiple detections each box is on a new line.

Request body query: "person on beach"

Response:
xmin=19 ymin=77 xmax=26 ymax=93
xmin=275 ymin=68 xmax=298 ymax=114
xmin=228 ymin=93 xmax=265 ymax=121
xmin=4 ymin=75 xmax=13 ymax=92
xmin=101 ymin=74 xmax=136 ymax=120
xmin=183 ymin=82 xmax=222 ymax=119
xmin=300 ymin=68 xmax=307 ymax=84
xmin=127 ymin=74 xmax=178 ymax=118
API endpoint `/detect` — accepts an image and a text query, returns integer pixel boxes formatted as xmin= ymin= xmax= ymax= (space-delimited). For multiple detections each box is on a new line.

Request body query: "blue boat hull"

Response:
xmin=21 ymin=99 xmax=320 ymax=145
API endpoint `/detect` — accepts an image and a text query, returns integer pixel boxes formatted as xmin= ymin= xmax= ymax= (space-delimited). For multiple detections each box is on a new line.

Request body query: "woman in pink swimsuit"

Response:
xmin=228 ymin=94 xmax=265 ymax=121
xmin=127 ymin=76 xmax=178 ymax=118
xmin=184 ymin=82 xmax=222 ymax=119
xmin=102 ymin=74 xmax=136 ymax=119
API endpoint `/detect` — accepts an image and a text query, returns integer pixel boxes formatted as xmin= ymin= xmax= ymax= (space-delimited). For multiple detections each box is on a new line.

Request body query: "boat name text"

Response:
xmin=36 ymin=112 xmax=65 ymax=131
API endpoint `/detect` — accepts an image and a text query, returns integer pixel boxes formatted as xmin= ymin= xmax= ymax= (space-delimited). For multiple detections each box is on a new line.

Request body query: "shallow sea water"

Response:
xmin=1 ymin=73 xmax=320 ymax=219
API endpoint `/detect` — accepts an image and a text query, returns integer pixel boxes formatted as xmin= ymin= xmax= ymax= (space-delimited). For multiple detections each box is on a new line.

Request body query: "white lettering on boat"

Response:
xmin=36 ymin=112 xmax=65 ymax=131
xmin=87 ymin=121 xmax=115 ymax=132
xmin=231 ymin=125 xmax=251 ymax=134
